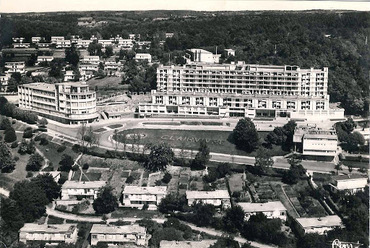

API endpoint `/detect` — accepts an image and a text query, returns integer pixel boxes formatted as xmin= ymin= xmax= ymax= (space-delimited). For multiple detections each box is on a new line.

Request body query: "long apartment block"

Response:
xmin=139 ymin=62 xmax=344 ymax=120
xmin=18 ymin=82 xmax=98 ymax=124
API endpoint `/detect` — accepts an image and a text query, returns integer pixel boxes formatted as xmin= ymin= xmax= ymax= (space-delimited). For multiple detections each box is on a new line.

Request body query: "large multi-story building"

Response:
xmin=138 ymin=62 xmax=344 ymax=121
xmin=19 ymin=224 xmax=78 ymax=245
xmin=18 ymin=82 xmax=99 ymax=124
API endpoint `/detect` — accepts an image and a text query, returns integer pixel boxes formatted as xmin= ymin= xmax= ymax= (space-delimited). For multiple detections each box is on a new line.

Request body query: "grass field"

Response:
xmin=87 ymin=77 xmax=129 ymax=97
xmin=116 ymin=128 xmax=287 ymax=156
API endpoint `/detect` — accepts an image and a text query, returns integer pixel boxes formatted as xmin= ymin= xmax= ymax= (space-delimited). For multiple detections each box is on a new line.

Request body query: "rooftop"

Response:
xmin=186 ymin=190 xmax=230 ymax=199
xmin=62 ymin=181 xmax=106 ymax=189
xmin=160 ymin=240 xmax=217 ymax=248
xmin=90 ymin=224 xmax=145 ymax=234
xmin=296 ymin=215 xmax=342 ymax=229
xmin=20 ymin=83 xmax=56 ymax=92
xmin=123 ymin=186 xmax=167 ymax=195
xmin=20 ymin=224 xmax=77 ymax=234
xmin=332 ymin=174 xmax=368 ymax=182
xmin=238 ymin=201 xmax=287 ymax=213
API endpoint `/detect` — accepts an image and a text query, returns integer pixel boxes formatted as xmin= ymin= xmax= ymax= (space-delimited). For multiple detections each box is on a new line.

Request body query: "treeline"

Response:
xmin=1 ymin=11 xmax=368 ymax=115
xmin=0 ymin=97 xmax=38 ymax=124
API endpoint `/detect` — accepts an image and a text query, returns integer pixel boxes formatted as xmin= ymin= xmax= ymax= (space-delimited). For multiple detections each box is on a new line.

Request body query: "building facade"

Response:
xmin=61 ymin=181 xmax=106 ymax=200
xmin=18 ymin=82 xmax=98 ymax=124
xmin=90 ymin=224 xmax=149 ymax=246
xmin=138 ymin=63 xmax=344 ymax=121
xmin=295 ymin=215 xmax=343 ymax=235
xmin=186 ymin=190 xmax=231 ymax=208
xmin=5 ymin=61 xmax=26 ymax=74
xmin=330 ymin=174 xmax=368 ymax=194
xmin=238 ymin=201 xmax=287 ymax=221
xmin=122 ymin=186 xmax=167 ymax=210
xmin=19 ymin=224 xmax=78 ymax=245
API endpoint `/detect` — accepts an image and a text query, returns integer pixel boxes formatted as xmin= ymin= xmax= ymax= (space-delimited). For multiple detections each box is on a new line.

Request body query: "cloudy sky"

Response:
xmin=0 ymin=0 xmax=369 ymax=13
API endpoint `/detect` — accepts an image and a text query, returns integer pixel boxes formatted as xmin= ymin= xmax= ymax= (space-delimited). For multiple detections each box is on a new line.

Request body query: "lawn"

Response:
xmin=82 ymin=172 xmax=102 ymax=181
xmin=116 ymin=128 xmax=288 ymax=156
xmin=107 ymin=124 xmax=123 ymax=129
xmin=35 ymin=140 xmax=77 ymax=170
xmin=87 ymin=77 xmax=129 ymax=97
xmin=111 ymin=208 xmax=163 ymax=219
xmin=47 ymin=216 xmax=65 ymax=224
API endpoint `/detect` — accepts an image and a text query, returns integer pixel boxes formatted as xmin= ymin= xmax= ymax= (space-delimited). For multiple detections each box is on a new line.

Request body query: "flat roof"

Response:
xmin=332 ymin=174 xmax=368 ymax=181
xmin=90 ymin=224 xmax=145 ymax=234
xmin=160 ymin=240 xmax=217 ymax=248
xmin=20 ymin=224 xmax=76 ymax=234
xmin=296 ymin=215 xmax=342 ymax=229
xmin=20 ymin=83 xmax=56 ymax=92
xmin=123 ymin=186 xmax=167 ymax=195
xmin=238 ymin=201 xmax=287 ymax=213
xmin=186 ymin=190 xmax=230 ymax=199
xmin=62 ymin=181 xmax=106 ymax=189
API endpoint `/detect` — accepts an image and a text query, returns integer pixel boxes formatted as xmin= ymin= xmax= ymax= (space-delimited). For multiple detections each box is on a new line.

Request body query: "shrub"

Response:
xmin=26 ymin=171 xmax=33 ymax=178
xmin=4 ymin=128 xmax=17 ymax=143
xmin=57 ymin=145 xmax=66 ymax=153
xmin=11 ymin=141 xmax=18 ymax=148
xmin=26 ymin=153 xmax=44 ymax=171
xmin=72 ymin=144 xmax=81 ymax=153
xmin=161 ymin=172 xmax=172 ymax=184
xmin=40 ymin=137 xmax=49 ymax=146
xmin=72 ymin=164 xmax=79 ymax=171
xmin=82 ymin=163 xmax=89 ymax=170
xmin=126 ymin=176 xmax=134 ymax=184
xmin=155 ymin=180 xmax=162 ymax=186
xmin=23 ymin=128 xmax=33 ymax=138
xmin=14 ymin=156 xmax=19 ymax=161
xmin=11 ymin=120 xmax=16 ymax=125
xmin=34 ymin=135 xmax=41 ymax=141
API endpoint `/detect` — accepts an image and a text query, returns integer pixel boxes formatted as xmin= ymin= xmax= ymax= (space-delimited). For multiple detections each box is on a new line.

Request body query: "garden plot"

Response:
xmin=148 ymin=172 xmax=164 ymax=186
xmin=254 ymin=182 xmax=279 ymax=202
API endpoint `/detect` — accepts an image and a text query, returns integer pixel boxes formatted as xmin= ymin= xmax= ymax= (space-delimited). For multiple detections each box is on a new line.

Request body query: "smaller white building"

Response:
xmin=135 ymin=53 xmax=152 ymax=63
xmin=5 ymin=61 xmax=26 ymax=74
xmin=81 ymin=56 xmax=100 ymax=64
xmin=165 ymin=33 xmax=174 ymax=39
xmin=224 ymin=48 xmax=236 ymax=57
xmin=56 ymin=40 xmax=71 ymax=49
xmin=330 ymin=174 xmax=368 ymax=194
xmin=186 ymin=49 xmax=221 ymax=64
xmin=32 ymin=37 xmax=43 ymax=43
xmin=13 ymin=43 xmax=30 ymax=48
xmin=76 ymin=39 xmax=92 ymax=48
xmin=238 ymin=201 xmax=287 ymax=221
xmin=61 ymin=181 xmax=106 ymax=200
xmin=118 ymin=39 xmax=134 ymax=50
xmin=19 ymin=224 xmax=78 ymax=245
xmin=0 ymin=74 xmax=10 ymax=92
xmin=51 ymin=36 xmax=65 ymax=44
xmin=98 ymin=39 xmax=113 ymax=48
xmin=90 ymin=224 xmax=149 ymax=246
xmin=37 ymin=56 xmax=54 ymax=64
xmin=122 ymin=186 xmax=167 ymax=210
xmin=64 ymin=70 xmax=76 ymax=81
xmin=186 ymin=190 xmax=231 ymax=208
xmin=295 ymin=215 xmax=343 ymax=235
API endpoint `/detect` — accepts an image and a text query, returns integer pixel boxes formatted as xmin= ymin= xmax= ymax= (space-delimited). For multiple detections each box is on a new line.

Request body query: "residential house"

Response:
xmin=98 ymin=39 xmax=113 ymax=48
xmin=122 ymin=186 xmax=167 ymax=210
xmin=76 ymin=39 xmax=92 ymax=49
xmin=90 ymin=224 xmax=149 ymax=246
xmin=118 ymin=39 xmax=134 ymax=50
xmin=13 ymin=37 xmax=25 ymax=43
xmin=237 ymin=201 xmax=287 ymax=221
xmin=64 ymin=70 xmax=76 ymax=81
xmin=51 ymin=36 xmax=65 ymax=44
xmin=185 ymin=190 xmax=231 ymax=208
xmin=330 ymin=174 xmax=368 ymax=194
xmin=56 ymin=40 xmax=71 ymax=49
xmin=136 ymin=41 xmax=151 ymax=49
xmin=295 ymin=215 xmax=343 ymax=235
xmin=13 ymin=43 xmax=30 ymax=48
xmin=165 ymin=33 xmax=175 ymax=39
xmin=5 ymin=61 xmax=26 ymax=74
xmin=224 ymin=48 xmax=236 ymax=57
xmin=19 ymin=224 xmax=78 ymax=245
xmin=37 ymin=56 xmax=54 ymax=64
xmin=81 ymin=56 xmax=100 ymax=64
xmin=135 ymin=53 xmax=152 ymax=63
xmin=31 ymin=37 xmax=43 ymax=44
xmin=61 ymin=181 xmax=106 ymax=200
xmin=186 ymin=49 xmax=221 ymax=64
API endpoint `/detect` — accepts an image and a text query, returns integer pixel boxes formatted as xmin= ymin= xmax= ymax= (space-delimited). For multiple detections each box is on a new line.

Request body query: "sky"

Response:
xmin=0 ymin=0 xmax=369 ymax=13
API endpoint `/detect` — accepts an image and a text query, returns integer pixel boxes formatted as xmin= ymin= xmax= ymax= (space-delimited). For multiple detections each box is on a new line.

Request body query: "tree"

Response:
xmin=4 ymin=127 xmax=17 ymax=143
xmin=162 ymin=172 xmax=172 ymax=184
xmin=105 ymin=45 xmax=113 ymax=57
xmin=31 ymin=174 xmax=61 ymax=202
xmin=150 ymin=227 xmax=184 ymax=247
xmin=209 ymin=236 xmax=240 ymax=248
xmin=0 ymin=117 xmax=11 ymax=130
xmin=254 ymin=147 xmax=274 ymax=174
xmin=23 ymin=127 xmax=33 ymax=138
xmin=191 ymin=139 xmax=211 ymax=170
xmin=222 ymin=205 xmax=246 ymax=233
xmin=26 ymin=152 xmax=44 ymax=171
xmin=265 ymin=127 xmax=286 ymax=146
xmin=158 ymin=193 xmax=187 ymax=214
xmin=232 ymin=118 xmax=259 ymax=152
xmin=9 ymin=180 xmax=49 ymax=222
xmin=192 ymin=202 xmax=216 ymax=227
xmin=0 ymin=198 xmax=25 ymax=232
xmin=59 ymin=154 xmax=74 ymax=171
xmin=0 ymin=141 xmax=16 ymax=172
xmin=38 ymin=118 xmax=48 ymax=127
xmin=93 ymin=186 xmax=118 ymax=214
xmin=65 ymin=45 xmax=80 ymax=67
xmin=282 ymin=154 xmax=306 ymax=184
xmin=345 ymin=132 xmax=365 ymax=152
xmin=145 ymin=143 xmax=174 ymax=172
xmin=297 ymin=233 xmax=327 ymax=248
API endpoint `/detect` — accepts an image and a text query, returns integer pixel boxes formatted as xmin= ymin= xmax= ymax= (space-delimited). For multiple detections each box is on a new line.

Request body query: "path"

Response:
xmin=35 ymin=147 xmax=50 ymax=171
xmin=0 ymin=187 xmax=10 ymax=197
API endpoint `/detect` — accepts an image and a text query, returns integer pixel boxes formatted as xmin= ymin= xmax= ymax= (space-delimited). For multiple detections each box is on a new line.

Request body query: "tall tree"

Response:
xmin=191 ymin=139 xmax=211 ymax=170
xmin=233 ymin=118 xmax=259 ymax=152
xmin=222 ymin=205 xmax=246 ymax=233
xmin=31 ymin=174 xmax=61 ymax=202
xmin=93 ymin=186 xmax=118 ymax=214
xmin=254 ymin=147 xmax=274 ymax=174
xmin=26 ymin=152 xmax=44 ymax=171
xmin=0 ymin=141 xmax=15 ymax=172
xmin=145 ymin=143 xmax=174 ymax=172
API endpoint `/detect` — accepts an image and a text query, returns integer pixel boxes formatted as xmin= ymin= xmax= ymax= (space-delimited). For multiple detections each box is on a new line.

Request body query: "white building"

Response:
xmin=238 ymin=201 xmax=287 ymax=221
xmin=186 ymin=190 xmax=231 ymax=208
xmin=186 ymin=49 xmax=221 ymax=64
xmin=32 ymin=37 xmax=43 ymax=43
xmin=117 ymin=39 xmax=134 ymax=50
xmin=294 ymin=126 xmax=338 ymax=157
xmin=64 ymin=70 xmax=76 ymax=82
xmin=81 ymin=56 xmax=100 ymax=64
xmin=37 ymin=56 xmax=54 ymax=64
xmin=129 ymin=34 xmax=139 ymax=40
xmin=136 ymin=41 xmax=151 ymax=49
xmin=76 ymin=39 xmax=92 ymax=48
xmin=0 ymin=74 xmax=10 ymax=92
xmin=165 ymin=33 xmax=175 ymax=39
xmin=79 ymin=63 xmax=99 ymax=72
xmin=135 ymin=53 xmax=152 ymax=63
xmin=56 ymin=40 xmax=71 ymax=49
xmin=19 ymin=224 xmax=78 ymax=245
xmin=295 ymin=215 xmax=343 ymax=235
xmin=51 ymin=36 xmax=65 ymax=44
xmin=98 ymin=39 xmax=113 ymax=48
xmin=122 ymin=186 xmax=167 ymax=210
xmin=13 ymin=37 xmax=25 ymax=43
xmin=330 ymin=174 xmax=368 ymax=194
xmin=18 ymin=82 xmax=98 ymax=124
xmin=13 ymin=43 xmax=30 ymax=48
xmin=5 ymin=61 xmax=26 ymax=74
xmin=224 ymin=48 xmax=236 ymax=57
xmin=61 ymin=181 xmax=106 ymax=200
xmin=90 ymin=224 xmax=149 ymax=246
xmin=138 ymin=63 xmax=344 ymax=121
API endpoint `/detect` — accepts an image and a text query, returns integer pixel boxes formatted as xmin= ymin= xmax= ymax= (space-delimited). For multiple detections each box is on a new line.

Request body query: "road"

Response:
xmin=45 ymin=117 xmax=349 ymax=174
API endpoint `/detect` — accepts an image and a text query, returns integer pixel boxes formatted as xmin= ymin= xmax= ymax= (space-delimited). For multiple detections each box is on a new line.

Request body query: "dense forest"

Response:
xmin=0 ymin=10 xmax=369 ymax=115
